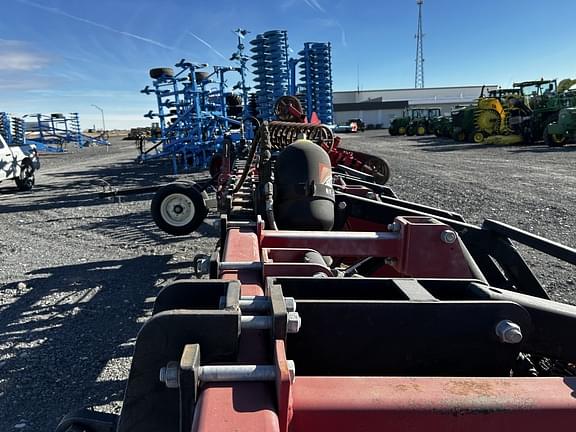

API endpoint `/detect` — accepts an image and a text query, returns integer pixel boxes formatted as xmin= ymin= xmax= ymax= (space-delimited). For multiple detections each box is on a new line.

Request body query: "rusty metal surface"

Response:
xmin=192 ymin=383 xmax=279 ymax=432
xmin=291 ymin=377 xmax=576 ymax=431
xmin=192 ymin=227 xmax=282 ymax=431
xmin=221 ymin=227 xmax=263 ymax=297
xmin=260 ymin=216 xmax=475 ymax=278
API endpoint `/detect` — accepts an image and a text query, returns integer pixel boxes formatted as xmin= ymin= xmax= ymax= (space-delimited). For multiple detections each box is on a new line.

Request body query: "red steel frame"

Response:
xmin=190 ymin=222 xmax=576 ymax=431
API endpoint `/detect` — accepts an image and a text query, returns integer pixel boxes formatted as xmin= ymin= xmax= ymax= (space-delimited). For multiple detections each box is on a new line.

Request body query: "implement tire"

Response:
xmin=149 ymin=67 xmax=174 ymax=79
xmin=151 ymin=182 xmax=208 ymax=235
xmin=544 ymin=126 xmax=567 ymax=147
xmin=15 ymin=160 xmax=35 ymax=191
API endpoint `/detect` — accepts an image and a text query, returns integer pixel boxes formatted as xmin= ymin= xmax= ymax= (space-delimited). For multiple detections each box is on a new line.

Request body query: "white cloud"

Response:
xmin=0 ymin=40 xmax=52 ymax=71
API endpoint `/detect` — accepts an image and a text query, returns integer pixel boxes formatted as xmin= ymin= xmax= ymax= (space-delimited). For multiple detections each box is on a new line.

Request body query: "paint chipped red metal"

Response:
xmin=290 ymin=377 xmax=576 ymax=431
xmin=192 ymin=383 xmax=279 ymax=432
xmin=192 ymin=227 xmax=281 ymax=432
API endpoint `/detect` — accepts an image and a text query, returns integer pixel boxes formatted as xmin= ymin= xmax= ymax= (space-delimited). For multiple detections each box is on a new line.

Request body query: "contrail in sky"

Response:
xmin=15 ymin=0 xmax=174 ymax=50
xmin=187 ymin=31 xmax=228 ymax=61
xmin=301 ymin=0 xmax=347 ymax=47
xmin=303 ymin=0 xmax=326 ymax=13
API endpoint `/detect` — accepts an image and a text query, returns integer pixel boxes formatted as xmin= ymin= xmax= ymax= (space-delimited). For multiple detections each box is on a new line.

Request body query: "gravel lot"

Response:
xmin=0 ymin=132 xmax=574 ymax=431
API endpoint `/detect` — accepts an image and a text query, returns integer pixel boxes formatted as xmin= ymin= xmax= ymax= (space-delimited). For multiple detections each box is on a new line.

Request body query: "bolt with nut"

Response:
xmin=495 ymin=320 xmax=523 ymax=344
xmin=440 ymin=229 xmax=458 ymax=244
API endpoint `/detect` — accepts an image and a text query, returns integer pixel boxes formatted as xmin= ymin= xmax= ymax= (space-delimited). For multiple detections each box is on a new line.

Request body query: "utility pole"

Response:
xmin=415 ymin=0 xmax=425 ymax=88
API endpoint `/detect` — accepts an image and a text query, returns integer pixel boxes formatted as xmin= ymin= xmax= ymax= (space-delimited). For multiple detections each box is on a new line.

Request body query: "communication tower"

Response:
xmin=415 ymin=0 xmax=425 ymax=88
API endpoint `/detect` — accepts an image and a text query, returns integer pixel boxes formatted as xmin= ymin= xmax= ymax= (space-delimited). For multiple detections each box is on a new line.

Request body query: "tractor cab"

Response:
xmin=513 ymin=79 xmax=557 ymax=109
xmin=409 ymin=108 xmax=427 ymax=119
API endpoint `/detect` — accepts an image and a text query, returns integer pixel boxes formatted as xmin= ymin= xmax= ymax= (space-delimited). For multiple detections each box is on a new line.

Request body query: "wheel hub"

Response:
xmin=160 ymin=193 xmax=195 ymax=227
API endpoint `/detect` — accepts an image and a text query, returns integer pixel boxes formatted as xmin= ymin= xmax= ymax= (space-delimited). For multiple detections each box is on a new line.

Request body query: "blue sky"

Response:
xmin=1 ymin=0 xmax=575 ymax=129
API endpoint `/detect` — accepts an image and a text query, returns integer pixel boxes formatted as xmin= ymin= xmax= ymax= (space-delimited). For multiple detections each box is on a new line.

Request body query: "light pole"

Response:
xmin=91 ymin=104 xmax=106 ymax=137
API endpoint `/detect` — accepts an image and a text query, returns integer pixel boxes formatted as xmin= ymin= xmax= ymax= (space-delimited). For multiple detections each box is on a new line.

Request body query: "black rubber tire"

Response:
xmin=55 ymin=408 xmax=117 ymax=432
xmin=543 ymin=126 xmax=567 ymax=147
xmin=469 ymin=131 xmax=485 ymax=144
xmin=15 ymin=160 xmax=35 ymax=191
xmin=151 ymin=182 xmax=208 ymax=236
xmin=364 ymin=157 xmax=391 ymax=185
xmin=195 ymin=71 xmax=210 ymax=84
xmin=149 ymin=67 xmax=174 ymax=79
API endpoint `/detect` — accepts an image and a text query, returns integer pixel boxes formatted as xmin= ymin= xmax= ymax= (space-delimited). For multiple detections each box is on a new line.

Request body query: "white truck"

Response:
xmin=0 ymin=134 xmax=40 ymax=191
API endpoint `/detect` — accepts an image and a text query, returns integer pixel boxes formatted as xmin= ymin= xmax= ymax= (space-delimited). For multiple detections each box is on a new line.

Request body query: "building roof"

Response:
xmin=334 ymin=85 xmax=498 ymax=94
xmin=334 ymin=100 xmax=409 ymax=112
xmin=333 ymin=85 xmax=499 ymax=107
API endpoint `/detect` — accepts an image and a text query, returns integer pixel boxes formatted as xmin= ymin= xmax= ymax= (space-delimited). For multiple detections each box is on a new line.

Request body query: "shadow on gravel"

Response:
xmin=0 ymin=158 xmax=211 ymax=214
xmin=415 ymin=141 xmax=522 ymax=152
xmin=80 ymin=210 xmax=218 ymax=246
xmin=0 ymin=255 xmax=172 ymax=431
xmin=508 ymin=145 xmax=576 ymax=154
xmin=366 ymin=134 xmax=392 ymax=139
xmin=48 ymin=159 xmax=174 ymax=190
xmin=409 ymin=137 xmax=576 ymax=153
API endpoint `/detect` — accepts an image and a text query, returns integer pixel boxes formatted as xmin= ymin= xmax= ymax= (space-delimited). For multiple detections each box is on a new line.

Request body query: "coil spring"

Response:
xmin=299 ymin=42 xmax=334 ymax=124
xmin=267 ymin=121 xmax=334 ymax=150
xmin=250 ymin=30 xmax=290 ymax=120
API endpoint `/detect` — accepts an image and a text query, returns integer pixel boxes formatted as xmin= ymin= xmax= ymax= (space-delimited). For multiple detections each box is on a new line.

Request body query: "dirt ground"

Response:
xmin=0 ymin=132 xmax=574 ymax=431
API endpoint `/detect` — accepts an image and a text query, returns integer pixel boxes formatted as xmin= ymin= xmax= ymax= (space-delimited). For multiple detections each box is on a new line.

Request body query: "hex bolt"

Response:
xmin=240 ymin=312 xmax=301 ymax=333
xmin=495 ymin=320 xmax=523 ymax=344
xmin=219 ymin=261 xmax=262 ymax=271
xmin=384 ymin=257 xmax=398 ymax=266
xmin=241 ymin=315 xmax=272 ymax=330
xmin=236 ymin=296 xmax=297 ymax=313
xmin=387 ymin=222 xmax=401 ymax=232
xmin=287 ymin=360 xmax=296 ymax=384
xmin=287 ymin=311 xmax=302 ymax=334
xmin=160 ymin=362 xmax=297 ymax=386
xmin=199 ymin=365 xmax=277 ymax=382
xmin=440 ymin=229 xmax=458 ymax=244
xmin=337 ymin=201 xmax=347 ymax=210
xmin=284 ymin=297 xmax=297 ymax=313
xmin=159 ymin=361 xmax=180 ymax=388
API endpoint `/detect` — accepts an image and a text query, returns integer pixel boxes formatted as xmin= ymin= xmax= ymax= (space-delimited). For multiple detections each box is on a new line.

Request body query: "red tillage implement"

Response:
xmin=58 ymin=120 xmax=576 ymax=432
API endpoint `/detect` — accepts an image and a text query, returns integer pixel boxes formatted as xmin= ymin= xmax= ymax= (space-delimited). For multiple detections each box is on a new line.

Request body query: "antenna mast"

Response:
xmin=415 ymin=0 xmax=425 ymax=88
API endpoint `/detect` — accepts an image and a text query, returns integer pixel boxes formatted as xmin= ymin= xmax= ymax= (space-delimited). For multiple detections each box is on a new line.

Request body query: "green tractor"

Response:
xmin=389 ymin=108 xmax=440 ymax=136
xmin=450 ymin=106 xmax=473 ymax=141
xmin=388 ymin=110 xmax=413 ymax=136
xmin=544 ymin=91 xmax=576 ymax=147
xmin=406 ymin=108 xmax=441 ymax=136
xmin=430 ymin=115 xmax=453 ymax=138
xmin=511 ymin=79 xmax=576 ymax=145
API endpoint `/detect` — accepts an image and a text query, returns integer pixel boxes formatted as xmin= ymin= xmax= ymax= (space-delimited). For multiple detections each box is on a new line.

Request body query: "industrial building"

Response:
xmin=333 ymin=85 xmax=498 ymax=128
